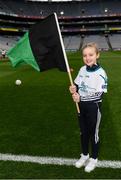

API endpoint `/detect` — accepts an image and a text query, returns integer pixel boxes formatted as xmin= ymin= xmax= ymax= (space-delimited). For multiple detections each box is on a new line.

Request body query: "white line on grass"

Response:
xmin=0 ymin=153 xmax=121 ymax=169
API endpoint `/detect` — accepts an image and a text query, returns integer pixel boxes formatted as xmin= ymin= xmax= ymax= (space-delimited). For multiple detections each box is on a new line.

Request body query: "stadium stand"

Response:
xmin=0 ymin=35 xmax=20 ymax=51
xmin=109 ymin=34 xmax=121 ymax=50
xmin=0 ymin=0 xmax=121 ymax=51
xmin=0 ymin=0 xmax=12 ymax=14
xmin=63 ymin=36 xmax=81 ymax=51
xmin=1 ymin=0 xmax=121 ymax=16
xmin=83 ymin=35 xmax=109 ymax=51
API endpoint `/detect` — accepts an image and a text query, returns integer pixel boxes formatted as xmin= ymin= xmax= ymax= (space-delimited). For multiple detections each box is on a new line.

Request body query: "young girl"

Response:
xmin=69 ymin=42 xmax=108 ymax=173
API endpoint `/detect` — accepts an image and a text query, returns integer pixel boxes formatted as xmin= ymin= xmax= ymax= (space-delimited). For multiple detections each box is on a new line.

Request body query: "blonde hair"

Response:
xmin=82 ymin=42 xmax=99 ymax=55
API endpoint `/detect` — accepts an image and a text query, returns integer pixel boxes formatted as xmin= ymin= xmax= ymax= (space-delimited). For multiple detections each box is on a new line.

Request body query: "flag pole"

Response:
xmin=54 ymin=13 xmax=80 ymax=114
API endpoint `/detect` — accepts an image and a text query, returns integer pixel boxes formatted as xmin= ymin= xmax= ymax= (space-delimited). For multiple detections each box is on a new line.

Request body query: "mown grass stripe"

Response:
xmin=0 ymin=153 xmax=121 ymax=169
xmin=0 ymin=71 xmax=16 ymax=77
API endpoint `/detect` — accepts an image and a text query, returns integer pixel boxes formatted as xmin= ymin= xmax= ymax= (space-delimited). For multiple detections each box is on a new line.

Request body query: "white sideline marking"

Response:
xmin=0 ymin=153 xmax=121 ymax=169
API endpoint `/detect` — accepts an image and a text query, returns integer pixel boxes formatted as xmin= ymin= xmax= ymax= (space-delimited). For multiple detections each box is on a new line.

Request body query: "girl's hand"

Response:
xmin=72 ymin=92 xmax=80 ymax=103
xmin=69 ymin=85 xmax=77 ymax=94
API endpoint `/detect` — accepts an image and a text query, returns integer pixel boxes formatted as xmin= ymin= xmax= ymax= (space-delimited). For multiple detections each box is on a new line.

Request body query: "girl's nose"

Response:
xmin=86 ymin=57 xmax=90 ymax=61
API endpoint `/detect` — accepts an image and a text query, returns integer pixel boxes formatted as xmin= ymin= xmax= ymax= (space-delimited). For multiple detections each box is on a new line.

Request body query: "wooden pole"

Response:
xmin=54 ymin=13 xmax=80 ymax=114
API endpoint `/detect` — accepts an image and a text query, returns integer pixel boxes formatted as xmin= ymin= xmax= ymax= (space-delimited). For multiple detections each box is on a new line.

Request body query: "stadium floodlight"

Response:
xmin=104 ymin=8 xmax=108 ymax=13
xmin=60 ymin=11 xmax=64 ymax=15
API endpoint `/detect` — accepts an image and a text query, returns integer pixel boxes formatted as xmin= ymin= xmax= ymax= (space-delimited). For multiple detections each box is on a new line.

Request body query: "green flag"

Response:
xmin=7 ymin=13 xmax=67 ymax=72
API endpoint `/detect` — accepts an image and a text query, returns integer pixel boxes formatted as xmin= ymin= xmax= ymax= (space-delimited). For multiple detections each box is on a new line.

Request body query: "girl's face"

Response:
xmin=82 ymin=47 xmax=99 ymax=67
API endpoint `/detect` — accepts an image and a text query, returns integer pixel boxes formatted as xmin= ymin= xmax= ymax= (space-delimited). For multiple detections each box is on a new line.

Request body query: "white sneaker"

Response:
xmin=75 ymin=154 xmax=89 ymax=168
xmin=84 ymin=158 xmax=98 ymax=173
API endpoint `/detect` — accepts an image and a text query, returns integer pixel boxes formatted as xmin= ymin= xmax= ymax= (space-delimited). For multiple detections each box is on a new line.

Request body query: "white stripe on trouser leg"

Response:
xmin=95 ymin=105 xmax=101 ymax=143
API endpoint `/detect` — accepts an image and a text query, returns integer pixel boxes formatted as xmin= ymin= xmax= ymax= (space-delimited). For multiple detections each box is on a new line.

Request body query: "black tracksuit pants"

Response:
xmin=78 ymin=101 xmax=102 ymax=159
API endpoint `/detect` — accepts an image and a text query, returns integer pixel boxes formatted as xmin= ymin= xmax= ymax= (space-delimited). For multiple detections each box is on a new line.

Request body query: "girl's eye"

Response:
xmin=89 ymin=54 xmax=93 ymax=56
xmin=83 ymin=54 xmax=93 ymax=58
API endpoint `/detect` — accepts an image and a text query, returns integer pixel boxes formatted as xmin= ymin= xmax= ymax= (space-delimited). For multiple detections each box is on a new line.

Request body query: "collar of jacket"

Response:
xmin=86 ymin=63 xmax=100 ymax=72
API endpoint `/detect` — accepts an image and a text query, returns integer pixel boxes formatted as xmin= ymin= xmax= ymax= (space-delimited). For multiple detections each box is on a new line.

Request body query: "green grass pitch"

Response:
xmin=0 ymin=51 xmax=121 ymax=178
